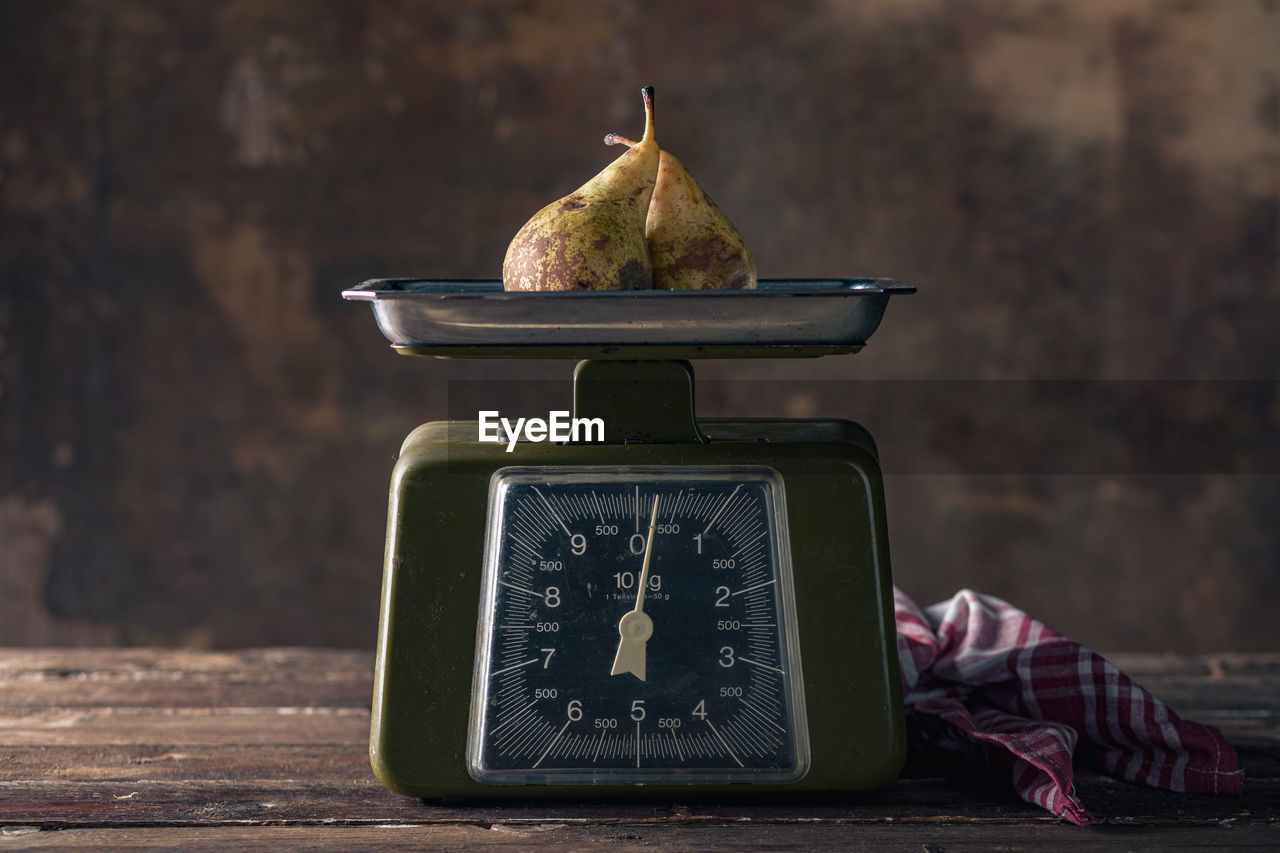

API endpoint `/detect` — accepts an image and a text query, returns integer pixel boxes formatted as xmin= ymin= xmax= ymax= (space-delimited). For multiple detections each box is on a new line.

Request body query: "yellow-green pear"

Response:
xmin=604 ymin=136 xmax=757 ymax=290
xmin=503 ymin=87 xmax=659 ymax=292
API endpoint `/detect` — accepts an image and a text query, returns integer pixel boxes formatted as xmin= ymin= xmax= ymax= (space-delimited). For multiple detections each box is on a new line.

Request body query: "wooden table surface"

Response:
xmin=0 ymin=649 xmax=1276 ymax=850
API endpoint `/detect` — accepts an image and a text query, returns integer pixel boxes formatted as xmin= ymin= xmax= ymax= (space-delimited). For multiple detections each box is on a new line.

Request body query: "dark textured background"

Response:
xmin=1 ymin=0 xmax=1276 ymax=652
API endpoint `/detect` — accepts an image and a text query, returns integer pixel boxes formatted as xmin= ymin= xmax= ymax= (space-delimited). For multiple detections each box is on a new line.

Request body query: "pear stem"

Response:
xmin=640 ymin=86 xmax=655 ymax=145
xmin=603 ymin=133 xmax=637 ymax=148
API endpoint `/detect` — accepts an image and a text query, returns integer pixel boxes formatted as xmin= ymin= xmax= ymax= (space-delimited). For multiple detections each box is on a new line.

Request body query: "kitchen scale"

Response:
xmin=343 ymin=278 xmax=914 ymax=798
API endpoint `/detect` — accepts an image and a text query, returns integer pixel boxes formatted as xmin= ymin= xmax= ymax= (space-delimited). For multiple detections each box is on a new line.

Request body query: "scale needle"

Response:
xmin=611 ymin=495 xmax=660 ymax=681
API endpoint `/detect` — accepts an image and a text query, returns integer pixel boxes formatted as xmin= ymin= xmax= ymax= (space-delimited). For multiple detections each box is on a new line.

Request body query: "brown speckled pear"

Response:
xmin=604 ymin=136 xmax=757 ymax=290
xmin=503 ymin=88 xmax=659 ymax=292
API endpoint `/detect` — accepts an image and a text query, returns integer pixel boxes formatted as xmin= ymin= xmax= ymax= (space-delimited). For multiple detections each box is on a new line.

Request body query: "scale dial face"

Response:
xmin=467 ymin=466 xmax=809 ymax=785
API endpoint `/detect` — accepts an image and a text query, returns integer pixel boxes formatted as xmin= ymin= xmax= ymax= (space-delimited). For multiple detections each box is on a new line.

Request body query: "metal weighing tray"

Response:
xmin=342 ymin=278 xmax=915 ymax=359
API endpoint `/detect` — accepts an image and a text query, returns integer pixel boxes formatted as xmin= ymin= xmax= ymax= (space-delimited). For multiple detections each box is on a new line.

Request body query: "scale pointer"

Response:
xmin=611 ymin=495 xmax=661 ymax=681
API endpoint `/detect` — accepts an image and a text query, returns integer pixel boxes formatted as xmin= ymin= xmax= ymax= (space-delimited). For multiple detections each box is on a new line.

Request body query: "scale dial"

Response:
xmin=467 ymin=467 xmax=808 ymax=785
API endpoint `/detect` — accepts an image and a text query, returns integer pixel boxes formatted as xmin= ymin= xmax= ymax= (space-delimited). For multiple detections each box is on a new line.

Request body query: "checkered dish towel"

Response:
xmin=895 ymin=587 xmax=1244 ymax=826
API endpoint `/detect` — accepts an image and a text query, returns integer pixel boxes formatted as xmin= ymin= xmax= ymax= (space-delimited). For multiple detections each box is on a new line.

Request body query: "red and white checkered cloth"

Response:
xmin=895 ymin=587 xmax=1244 ymax=825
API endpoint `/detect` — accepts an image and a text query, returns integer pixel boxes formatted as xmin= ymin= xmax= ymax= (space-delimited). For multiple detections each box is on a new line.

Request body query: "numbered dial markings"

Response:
xmin=468 ymin=469 xmax=808 ymax=784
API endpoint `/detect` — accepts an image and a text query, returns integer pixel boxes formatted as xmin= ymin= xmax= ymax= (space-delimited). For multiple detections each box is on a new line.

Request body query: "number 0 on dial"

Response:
xmin=467 ymin=467 xmax=809 ymax=784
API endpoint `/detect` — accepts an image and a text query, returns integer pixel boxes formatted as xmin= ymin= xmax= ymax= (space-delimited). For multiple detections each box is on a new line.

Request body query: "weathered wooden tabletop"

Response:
xmin=0 ymin=649 xmax=1275 ymax=850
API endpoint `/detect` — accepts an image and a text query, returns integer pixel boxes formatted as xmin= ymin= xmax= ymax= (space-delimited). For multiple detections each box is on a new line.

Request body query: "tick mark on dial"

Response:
xmin=701 ymin=484 xmax=743 ymax=535
xmin=499 ymin=580 xmax=545 ymax=599
xmin=490 ymin=658 xmax=539 ymax=678
xmin=735 ymin=656 xmax=784 ymax=674
xmin=731 ymin=579 xmax=776 ymax=597
xmin=704 ymin=718 xmax=744 ymax=768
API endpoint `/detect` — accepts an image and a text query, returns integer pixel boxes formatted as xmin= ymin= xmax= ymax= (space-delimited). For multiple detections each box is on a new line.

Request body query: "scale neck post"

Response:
xmin=572 ymin=360 xmax=707 ymax=445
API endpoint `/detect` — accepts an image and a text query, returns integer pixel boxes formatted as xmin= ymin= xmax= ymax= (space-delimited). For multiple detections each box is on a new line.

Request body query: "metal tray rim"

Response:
xmin=343 ymin=277 xmax=915 ymax=358
xmin=342 ymin=278 xmax=916 ymax=302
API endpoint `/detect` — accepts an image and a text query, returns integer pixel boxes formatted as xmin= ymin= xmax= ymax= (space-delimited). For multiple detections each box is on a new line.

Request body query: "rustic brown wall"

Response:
xmin=1 ymin=0 xmax=1276 ymax=652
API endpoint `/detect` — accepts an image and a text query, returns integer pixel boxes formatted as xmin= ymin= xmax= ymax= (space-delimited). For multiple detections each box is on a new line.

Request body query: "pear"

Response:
xmin=604 ymin=136 xmax=757 ymax=290
xmin=503 ymin=87 xmax=659 ymax=292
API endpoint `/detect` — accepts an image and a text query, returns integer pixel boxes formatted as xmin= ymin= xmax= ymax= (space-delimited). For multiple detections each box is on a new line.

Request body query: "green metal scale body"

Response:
xmin=370 ymin=360 xmax=904 ymax=797
xmin=346 ymin=278 xmax=913 ymax=798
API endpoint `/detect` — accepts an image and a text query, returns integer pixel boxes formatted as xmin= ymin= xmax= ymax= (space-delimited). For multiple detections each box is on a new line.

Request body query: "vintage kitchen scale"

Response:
xmin=343 ymin=278 xmax=914 ymax=798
